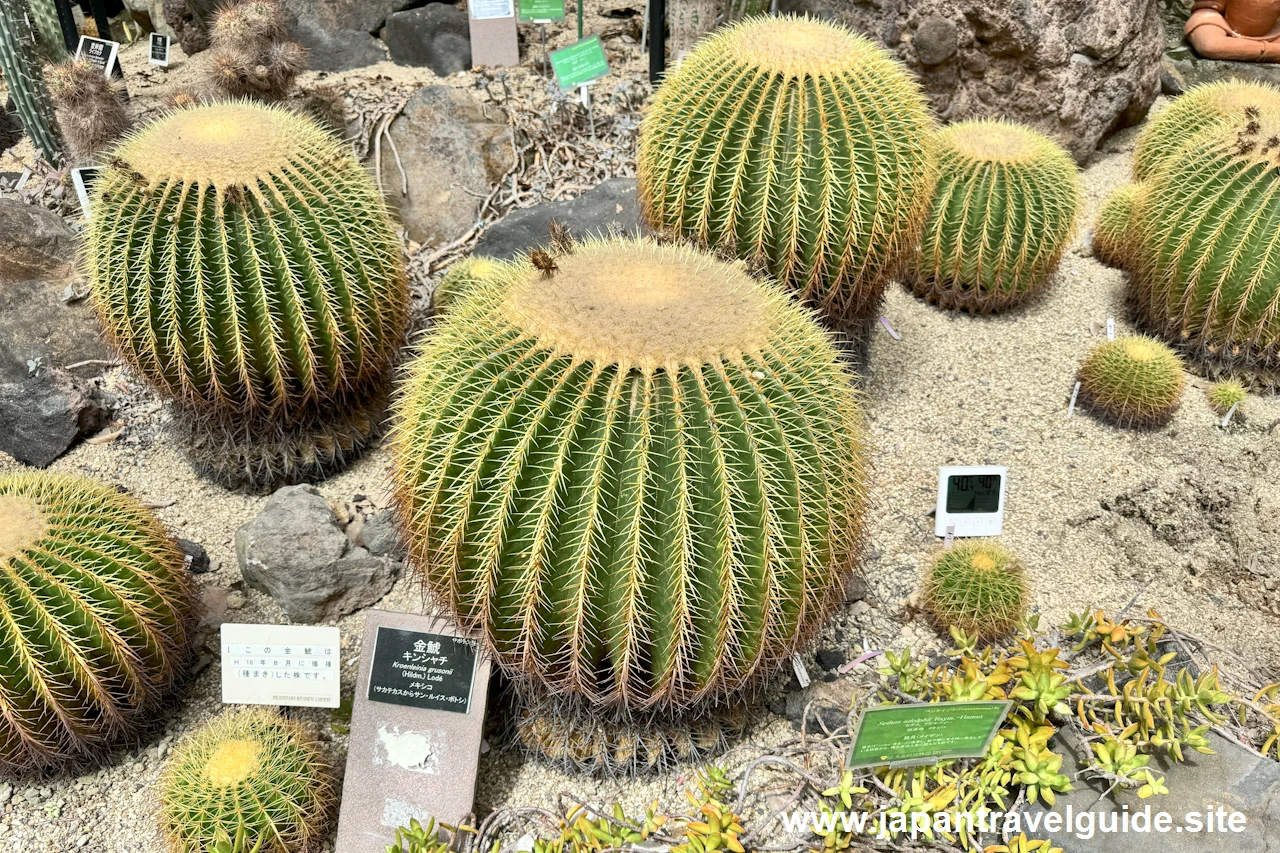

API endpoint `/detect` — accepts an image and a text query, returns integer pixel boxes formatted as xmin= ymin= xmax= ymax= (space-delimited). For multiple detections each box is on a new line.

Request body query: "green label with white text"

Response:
xmin=848 ymin=701 xmax=1011 ymax=768
xmin=519 ymin=0 xmax=565 ymax=21
xmin=550 ymin=36 xmax=609 ymax=91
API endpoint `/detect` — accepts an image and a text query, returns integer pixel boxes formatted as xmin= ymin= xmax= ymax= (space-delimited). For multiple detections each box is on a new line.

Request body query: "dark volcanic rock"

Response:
xmin=384 ymin=5 xmax=472 ymax=76
xmin=473 ymin=179 xmax=641 ymax=260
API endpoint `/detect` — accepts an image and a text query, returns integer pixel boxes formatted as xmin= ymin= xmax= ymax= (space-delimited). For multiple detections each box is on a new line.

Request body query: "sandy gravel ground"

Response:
xmin=2 ymin=27 xmax=1279 ymax=853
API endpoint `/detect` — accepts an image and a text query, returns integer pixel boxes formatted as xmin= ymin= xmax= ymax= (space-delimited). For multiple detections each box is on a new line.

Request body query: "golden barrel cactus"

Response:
xmin=1092 ymin=184 xmax=1141 ymax=270
xmin=1133 ymin=80 xmax=1280 ymax=181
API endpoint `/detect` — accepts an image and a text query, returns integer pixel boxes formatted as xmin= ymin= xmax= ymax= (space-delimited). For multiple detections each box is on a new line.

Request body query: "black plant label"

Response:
xmin=367 ymin=628 xmax=477 ymax=714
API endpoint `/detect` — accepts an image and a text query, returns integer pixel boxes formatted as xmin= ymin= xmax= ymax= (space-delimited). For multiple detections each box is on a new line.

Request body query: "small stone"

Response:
xmin=177 ymin=539 xmax=211 ymax=574
xmin=225 ymin=591 xmax=246 ymax=610
xmin=360 ymin=511 xmax=405 ymax=560
xmin=815 ymin=648 xmax=847 ymax=670
xmin=913 ymin=15 xmax=958 ymax=66
xmin=0 ymin=783 xmax=10 ymax=805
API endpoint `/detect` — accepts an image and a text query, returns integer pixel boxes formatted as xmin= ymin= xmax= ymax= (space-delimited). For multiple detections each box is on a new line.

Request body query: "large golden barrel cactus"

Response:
xmin=0 ymin=472 xmax=197 ymax=777
xmin=86 ymin=101 xmax=408 ymax=490
xmin=906 ymin=120 xmax=1083 ymax=313
xmin=392 ymin=239 xmax=869 ymax=714
xmin=1128 ymin=109 xmax=1280 ymax=389
xmin=637 ymin=16 xmax=935 ymax=325
xmin=1133 ymin=80 xmax=1280 ymax=181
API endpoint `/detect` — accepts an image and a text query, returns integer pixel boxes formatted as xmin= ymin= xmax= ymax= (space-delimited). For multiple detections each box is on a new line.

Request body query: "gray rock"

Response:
xmin=913 ymin=15 xmax=958 ymax=67
xmin=284 ymin=0 xmax=422 ymax=35
xmin=177 ymin=539 xmax=212 ymax=574
xmin=380 ymin=86 xmax=514 ymax=246
xmin=815 ymin=648 xmax=846 ymax=670
xmin=235 ymin=485 xmax=402 ymax=623
xmin=360 ymin=511 xmax=405 ymax=560
xmin=1163 ymin=50 xmax=1280 ymax=92
xmin=289 ymin=14 xmax=390 ymax=72
xmin=384 ymin=4 xmax=471 ymax=75
xmin=473 ymin=179 xmax=641 ymax=260
xmin=0 ymin=362 xmax=112 ymax=467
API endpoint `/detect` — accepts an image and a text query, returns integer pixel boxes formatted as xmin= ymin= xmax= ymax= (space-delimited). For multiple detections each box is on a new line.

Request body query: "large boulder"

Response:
xmin=1163 ymin=47 xmax=1280 ymax=93
xmin=0 ymin=357 xmax=112 ymax=467
xmin=289 ymin=14 xmax=390 ymax=72
xmin=380 ymin=85 xmax=515 ymax=246
xmin=384 ymin=5 xmax=471 ymax=75
xmin=473 ymin=179 xmax=642 ymax=260
xmin=283 ymin=0 xmax=421 ymax=35
xmin=782 ymin=0 xmax=1164 ymax=163
xmin=235 ymin=485 xmax=402 ymax=623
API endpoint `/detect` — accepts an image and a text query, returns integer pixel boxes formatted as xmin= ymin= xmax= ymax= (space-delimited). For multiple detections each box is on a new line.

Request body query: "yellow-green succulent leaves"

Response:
xmin=908 ymin=120 xmax=1083 ymax=314
xmin=637 ymin=16 xmax=936 ymax=325
xmin=391 ymin=238 xmax=870 ymax=711
xmin=159 ymin=707 xmax=333 ymax=853
xmin=86 ymin=101 xmax=408 ymax=419
xmin=1077 ymin=336 xmax=1186 ymax=428
xmin=1128 ymin=110 xmax=1280 ymax=389
xmin=923 ymin=541 xmax=1028 ymax=640
xmin=0 ymin=472 xmax=196 ymax=777
xmin=1093 ymin=183 xmax=1141 ymax=271
xmin=1133 ymin=80 xmax=1280 ymax=182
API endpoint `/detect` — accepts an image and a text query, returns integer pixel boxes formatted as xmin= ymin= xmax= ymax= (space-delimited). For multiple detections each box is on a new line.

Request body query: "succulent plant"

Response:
xmin=922 ymin=541 xmax=1027 ymax=640
xmin=1092 ymin=184 xmax=1140 ymax=270
xmin=86 ymin=101 xmax=408 ymax=490
xmin=392 ymin=238 xmax=870 ymax=714
xmin=208 ymin=0 xmax=306 ymax=102
xmin=1077 ymin=336 xmax=1186 ymax=428
xmin=1133 ymin=80 xmax=1280 ymax=181
xmin=47 ymin=57 xmax=132 ymax=163
xmin=0 ymin=471 xmax=197 ymax=777
xmin=907 ymin=120 xmax=1082 ymax=313
xmin=1207 ymin=379 xmax=1246 ymax=415
xmin=0 ymin=0 xmax=61 ymax=161
xmin=159 ymin=707 xmax=333 ymax=853
xmin=637 ymin=16 xmax=935 ymax=325
xmin=1128 ymin=108 xmax=1280 ymax=389
xmin=27 ymin=0 xmax=67 ymax=61
xmin=433 ymin=256 xmax=509 ymax=314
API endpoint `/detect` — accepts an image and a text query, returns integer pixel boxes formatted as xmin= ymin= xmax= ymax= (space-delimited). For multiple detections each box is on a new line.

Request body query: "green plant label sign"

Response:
xmin=848 ymin=701 xmax=1011 ymax=768
xmin=550 ymin=35 xmax=609 ymax=91
xmin=519 ymin=0 xmax=565 ymax=21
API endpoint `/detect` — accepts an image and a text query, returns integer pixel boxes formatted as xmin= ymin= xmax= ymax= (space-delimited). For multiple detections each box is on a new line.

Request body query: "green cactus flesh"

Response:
xmin=1093 ymin=184 xmax=1140 ymax=270
xmin=0 ymin=0 xmax=61 ymax=160
xmin=392 ymin=238 xmax=870 ymax=711
xmin=0 ymin=472 xmax=196 ymax=777
xmin=1129 ymin=110 xmax=1280 ymax=389
xmin=907 ymin=120 xmax=1083 ymax=313
xmin=159 ymin=708 xmax=333 ymax=853
xmin=1133 ymin=80 xmax=1280 ymax=182
xmin=27 ymin=0 xmax=68 ymax=61
xmin=86 ymin=102 xmax=408 ymax=488
xmin=1207 ymin=379 xmax=1246 ymax=415
xmin=637 ymin=16 xmax=935 ymax=324
xmin=923 ymin=541 xmax=1027 ymax=640
xmin=1077 ymin=336 xmax=1186 ymax=428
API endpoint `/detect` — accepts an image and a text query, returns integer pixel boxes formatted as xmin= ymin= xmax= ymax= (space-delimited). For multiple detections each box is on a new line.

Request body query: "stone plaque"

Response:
xmin=335 ymin=610 xmax=492 ymax=853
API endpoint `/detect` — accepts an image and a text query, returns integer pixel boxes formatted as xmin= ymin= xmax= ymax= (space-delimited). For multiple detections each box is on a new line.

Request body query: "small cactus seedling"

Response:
xmin=1133 ymin=80 xmax=1280 ymax=181
xmin=159 ymin=708 xmax=333 ymax=853
xmin=1077 ymin=336 xmax=1186 ymax=428
xmin=923 ymin=541 xmax=1028 ymax=640
xmin=908 ymin=120 xmax=1083 ymax=313
xmin=1092 ymin=184 xmax=1141 ymax=270
xmin=1207 ymin=379 xmax=1246 ymax=415
xmin=433 ymin=256 xmax=509 ymax=314
xmin=0 ymin=472 xmax=197 ymax=777
xmin=47 ymin=57 xmax=132 ymax=163
xmin=638 ymin=16 xmax=936 ymax=324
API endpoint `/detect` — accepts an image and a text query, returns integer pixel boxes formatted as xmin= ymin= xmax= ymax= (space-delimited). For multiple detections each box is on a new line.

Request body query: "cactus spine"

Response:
xmin=392 ymin=239 xmax=870 ymax=714
xmin=159 ymin=708 xmax=333 ymax=853
xmin=1077 ymin=336 xmax=1186 ymax=428
xmin=907 ymin=120 xmax=1083 ymax=313
xmin=637 ymin=16 xmax=936 ymax=324
xmin=87 ymin=102 xmax=408 ymax=490
xmin=27 ymin=0 xmax=68 ymax=60
xmin=1128 ymin=109 xmax=1280 ymax=389
xmin=1093 ymin=184 xmax=1140 ymax=270
xmin=0 ymin=472 xmax=196 ymax=777
xmin=0 ymin=0 xmax=61 ymax=161
xmin=47 ymin=57 xmax=133 ymax=163
xmin=923 ymin=541 xmax=1027 ymax=640
xmin=1133 ymin=80 xmax=1280 ymax=181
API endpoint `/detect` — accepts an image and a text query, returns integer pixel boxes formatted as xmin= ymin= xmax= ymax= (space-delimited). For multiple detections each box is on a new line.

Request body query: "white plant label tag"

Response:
xmin=221 ymin=623 xmax=341 ymax=708
xmin=1067 ymin=381 xmax=1081 ymax=418
xmin=1221 ymin=402 xmax=1239 ymax=428
xmin=791 ymin=653 xmax=811 ymax=689
xmin=1106 ymin=317 xmax=1115 ymax=340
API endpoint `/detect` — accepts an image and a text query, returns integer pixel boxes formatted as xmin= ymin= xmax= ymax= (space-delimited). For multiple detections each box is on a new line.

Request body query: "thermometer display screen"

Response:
xmin=946 ymin=474 xmax=1002 ymax=514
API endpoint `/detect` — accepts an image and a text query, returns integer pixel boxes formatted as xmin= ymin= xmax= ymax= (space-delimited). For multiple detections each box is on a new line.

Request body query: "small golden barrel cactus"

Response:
xmin=159 ymin=708 xmax=333 ymax=853
xmin=638 ymin=16 xmax=935 ymax=324
xmin=0 ymin=472 xmax=196 ymax=777
xmin=392 ymin=238 xmax=870 ymax=713
xmin=87 ymin=102 xmax=408 ymax=490
xmin=907 ymin=120 xmax=1083 ymax=313
xmin=433 ymin=255 xmax=509 ymax=314
xmin=1128 ymin=108 xmax=1280 ymax=389
xmin=1133 ymin=80 xmax=1280 ymax=181
xmin=1092 ymin=184 xmax=1141 ymax=270
xmin=1207 ymin=379 xmax=1246 ymax=415
xmin=1078 ymin=336 xmax=1186 ymax=428
xmin=923 ymin=541 xmax=1027 ymax=640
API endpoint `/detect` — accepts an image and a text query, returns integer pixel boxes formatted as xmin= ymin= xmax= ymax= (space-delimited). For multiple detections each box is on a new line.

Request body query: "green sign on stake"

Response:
xmin=519 ymin=0 xmax=565 ymax=21
xmin=848 ymin=700 xmax=1011 ymax=769
xmin=550 ymin=35 xmax=610 ymax=91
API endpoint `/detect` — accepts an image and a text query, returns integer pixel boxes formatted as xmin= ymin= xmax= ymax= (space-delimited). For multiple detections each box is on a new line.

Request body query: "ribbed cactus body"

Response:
xmin=159 ymin=708 xmax=333 ymax=853
xmin=433 ymin=256 xmax=509 ymax=314
xmin=393 ymin=239 xmax=869 ymax=711
xmin=923 ymin=541 xmax=1026 ymax=639
xmin=1093 ymin=184 xmax=1140 ymax=270
xmin=0 ymin=472 xmax=196 ymax=777
xmin=907 ymin=121 xmax=1082 ymax=313
xmin=637 ymin=16 xmax=935 ymax=324
xmin=87 ymin=102 xmax=408 ymax=488
xmin=1077 ymin=336 xmax=1186 ymax=428
xmin=1133 ymin=81 xmax=1280 ymax=181
xmin=27 ymin=0 xmax=68 ymax=60
xmin=1128 ymin=111 xmax=1280 ymax=389
xmin=0 ymin=0 xmax=61 ymax=160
